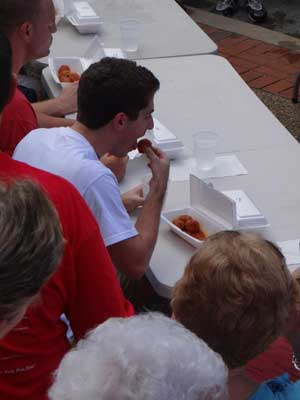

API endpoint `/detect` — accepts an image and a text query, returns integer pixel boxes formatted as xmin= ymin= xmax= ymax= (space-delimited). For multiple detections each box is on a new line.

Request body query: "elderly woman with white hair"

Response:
xmin=49 ymin=313 xmax=228 ymax=400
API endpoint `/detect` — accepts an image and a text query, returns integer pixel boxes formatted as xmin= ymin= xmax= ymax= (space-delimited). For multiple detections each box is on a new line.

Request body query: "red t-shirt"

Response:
xmin=0 ymin=88 xmax=38 ymax=155
xmin=0 ymin=154 xmax=134 ymax=399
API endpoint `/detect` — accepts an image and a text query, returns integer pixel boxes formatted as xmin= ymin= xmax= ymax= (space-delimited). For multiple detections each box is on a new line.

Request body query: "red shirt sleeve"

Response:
xmin=0 ymin=88 xmax=38 ymax=155
xmin=65 ymin=227 xmax=134 ymax=339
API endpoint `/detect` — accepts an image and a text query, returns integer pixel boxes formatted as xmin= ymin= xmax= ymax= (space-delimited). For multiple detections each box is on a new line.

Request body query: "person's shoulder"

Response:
xmin=24 ymin=161 xmax=98 ymax=234
xmin=4 ymin=88 xmax=32 ymax=112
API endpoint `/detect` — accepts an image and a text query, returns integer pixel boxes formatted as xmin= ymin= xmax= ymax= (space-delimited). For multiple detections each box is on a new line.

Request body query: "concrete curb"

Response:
xmin=186 ymin=7 xmax=300 ymax=51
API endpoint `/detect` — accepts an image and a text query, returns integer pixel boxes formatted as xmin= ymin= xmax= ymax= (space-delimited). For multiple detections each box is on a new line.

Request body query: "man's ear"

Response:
xmin=112 ymin=112 xmax=128 ymax=131
xmin=18 ymin=21 xmax=34 ymax=44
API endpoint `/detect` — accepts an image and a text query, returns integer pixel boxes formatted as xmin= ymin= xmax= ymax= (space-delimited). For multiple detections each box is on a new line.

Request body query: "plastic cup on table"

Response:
xmin=193 ymin=131 xmax=219 ymax=171
xmin=120 ymin=19 xmax=141 ymax=52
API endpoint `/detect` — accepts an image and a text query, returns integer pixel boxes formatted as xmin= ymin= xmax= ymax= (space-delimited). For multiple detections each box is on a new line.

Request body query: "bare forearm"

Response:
xmin=135 ymin=190 xmax=165 ymax=263
xmin=107 ymin=190 xmax=165 ymax=279
xmin=33 ymin=98 xmax=65 ymax=117
xmin=35 ymin=112 xmax=74 ymax=128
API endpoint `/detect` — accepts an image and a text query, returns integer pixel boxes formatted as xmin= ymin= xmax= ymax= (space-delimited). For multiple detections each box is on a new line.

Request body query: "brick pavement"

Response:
xmin=198 ymin=23 xmax=300 ymax=101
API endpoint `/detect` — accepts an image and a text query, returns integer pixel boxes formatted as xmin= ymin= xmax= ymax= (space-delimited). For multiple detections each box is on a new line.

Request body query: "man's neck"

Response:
xmin=10 ymin=35 xmax=27 ymax=74
xmin=71 ymin=121 xmax=112 ymax=157
xmin=228 ymin=367 xmax=258 ymax=400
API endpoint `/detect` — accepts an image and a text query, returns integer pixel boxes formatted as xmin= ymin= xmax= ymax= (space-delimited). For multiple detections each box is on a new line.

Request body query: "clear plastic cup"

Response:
xmin=193 ymin=131 xmax=218 ymax=171
xmin=120 ymin=19 xmax=141 ymax=52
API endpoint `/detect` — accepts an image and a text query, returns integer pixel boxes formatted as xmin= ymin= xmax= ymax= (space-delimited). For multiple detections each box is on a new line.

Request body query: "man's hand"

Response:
xmin=144 ymin=146 xmax=170 ymax=197
xmin=101 ymin=153 xmax=129 ymax=182
xmin=56 ymin=82 xmax=78 ymax=115
xmin=122 ymin=185 xmax=144 ymax=213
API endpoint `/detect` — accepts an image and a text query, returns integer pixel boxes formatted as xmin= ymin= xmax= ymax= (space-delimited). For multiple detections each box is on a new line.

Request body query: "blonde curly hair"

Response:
xmin=172 ymin=231 xmax=299 ymax=369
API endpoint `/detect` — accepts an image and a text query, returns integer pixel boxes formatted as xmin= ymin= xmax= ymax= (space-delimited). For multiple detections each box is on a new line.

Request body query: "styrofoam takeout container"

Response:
xmin=146 ymin=118 xmax=184 ymax=159
xmin=48 ymin=37 xmax=125 ymax=89
xmin=161 ymin=175 xmax=269 ymax=248
xmin=67 ymin=15 xmax=103 ymax=34
xmin=66 ymin=2 xmax=103 ymax=34
xmin=48 ymin=56 xmax=91 ymax=88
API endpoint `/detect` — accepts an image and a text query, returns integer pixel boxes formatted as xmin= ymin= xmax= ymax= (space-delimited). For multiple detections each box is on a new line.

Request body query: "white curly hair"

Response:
xmin=49 ymin=313 xmax=228 ymax=400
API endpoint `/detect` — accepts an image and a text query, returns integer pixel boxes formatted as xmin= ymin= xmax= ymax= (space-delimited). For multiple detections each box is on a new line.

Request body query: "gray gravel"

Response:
xmin=254 ymin=88 xmax=300 ymax=141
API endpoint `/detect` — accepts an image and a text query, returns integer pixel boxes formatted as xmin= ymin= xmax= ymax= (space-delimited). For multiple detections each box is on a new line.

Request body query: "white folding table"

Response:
xmin=41 ymin=54 xmax=300 ymax=298
xmin=42 ymin=55 xmax=298 ymax=153
xmin=41 ymin=0 xmax=217 ymax=63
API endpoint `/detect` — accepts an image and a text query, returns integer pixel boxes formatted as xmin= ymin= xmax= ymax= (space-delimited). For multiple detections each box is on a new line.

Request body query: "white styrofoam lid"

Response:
xmin=84 ymin=36 xmax=106 ymax=60
xmin=147 ymin=118 xmax=184 ymax=151
xmin=222 ymin=190 xmax=269 ymax=228
xmin=190 ymin=174 xmax=236 ymax=228
xmin=72 ymin=1 xmax=100 ymax=24
xmin=151 ymin=118 xmax=177 ymax=142
xmin=74 ymin=1 xmax=97 ymax=17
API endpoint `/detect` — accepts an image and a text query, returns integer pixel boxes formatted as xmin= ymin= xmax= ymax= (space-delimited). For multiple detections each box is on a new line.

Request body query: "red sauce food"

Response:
xmin=172 ymin=215 xmax=206 ymax=241
xmin=137 ymin=139 xmax=152 ymax=154
xmin=58 ymin=65 xmax=81 ymax=83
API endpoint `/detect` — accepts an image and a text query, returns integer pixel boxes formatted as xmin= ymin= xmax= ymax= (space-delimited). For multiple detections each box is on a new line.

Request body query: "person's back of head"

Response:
xmin=0 ymin=0 xmax=42 ymax=35
xmin=172 ymin=231 xmax=300 ymax=369
xmin=0 ymin=178 xmax=64 ymax=337
xmin=49 ymin=313 xmax=228 ymax=400
xmin=77 ymin=57 xmax=160 ymax=130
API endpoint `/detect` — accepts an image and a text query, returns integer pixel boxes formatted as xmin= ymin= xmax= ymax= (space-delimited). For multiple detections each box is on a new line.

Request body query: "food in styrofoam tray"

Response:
xmin=58 ymin=65 xmax=81 ymax=83
xmin=172 ymin=215 xmax=206 ymax=241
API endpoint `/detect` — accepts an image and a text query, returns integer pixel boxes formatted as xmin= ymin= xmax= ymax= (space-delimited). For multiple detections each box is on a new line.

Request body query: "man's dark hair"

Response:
xmin=0 ymin=0 xmax=41 ymax=34
xmin=0 ymin=179 xmax=64 ymax=321
xmin=0 ymin=32 xmax=12 ymax=113
xmin=77 ymin=57 xmax=160 ymax=130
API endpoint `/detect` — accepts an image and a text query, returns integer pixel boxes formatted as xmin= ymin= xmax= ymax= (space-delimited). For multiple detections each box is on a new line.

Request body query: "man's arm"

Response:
xmin=35 ymin=112 xmax=74 ymax=128
xmin=108 ymin=147 xmax=169 ymax=279
xmin=32 ymin=82 xmax=78 ymax=118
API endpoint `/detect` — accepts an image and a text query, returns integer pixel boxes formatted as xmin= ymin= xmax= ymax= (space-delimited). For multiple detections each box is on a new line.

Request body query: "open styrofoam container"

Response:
xmin=48 ymin=37 xmax=125 ymax=88
xmin=146 ymin=118 xmax=184 ymax=159
xmin=48 ymin=56 xmax=92 ymax=88
xmin=84 ymin=36 xmax=125 ymax=61
xmin=161 ymin=174 xmax=269 ymax=248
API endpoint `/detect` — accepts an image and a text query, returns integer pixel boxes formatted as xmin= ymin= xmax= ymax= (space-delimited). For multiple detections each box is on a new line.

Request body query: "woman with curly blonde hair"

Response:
xmin=172 ymin=231 xmax=300 ymax=399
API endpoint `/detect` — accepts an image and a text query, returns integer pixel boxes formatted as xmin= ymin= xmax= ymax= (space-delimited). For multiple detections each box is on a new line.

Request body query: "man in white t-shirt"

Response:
xmin=14 ymin=57 xmax=170 ymax=280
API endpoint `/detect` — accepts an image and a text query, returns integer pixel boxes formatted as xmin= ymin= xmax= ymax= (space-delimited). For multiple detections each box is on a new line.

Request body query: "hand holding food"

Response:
xmin=137 ymin=138 xmax=153 ymax=154
xmin=172 ymin=215 xmax=206 ymax=240
xmin=58 ymin=65 xmax=81 ymax=83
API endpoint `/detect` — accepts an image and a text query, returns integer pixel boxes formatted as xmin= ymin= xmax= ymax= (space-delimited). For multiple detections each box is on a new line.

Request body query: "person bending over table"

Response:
xmin=0 ymin=27 xmax=63 ymax=340
xmin=13 ymin=57 xmax=170 ymax=282
xmin=0 ymin=32 xmax=134 ymax=400
xmin=0 ymin=0 xmax=77 ymax=155
xmin=172 ymin=231 xmax=300 ymax=400
xmin=0 ymin=0 xmax=131 ymax=182
xmin=49 ymin=313 xmax=228 ymax=400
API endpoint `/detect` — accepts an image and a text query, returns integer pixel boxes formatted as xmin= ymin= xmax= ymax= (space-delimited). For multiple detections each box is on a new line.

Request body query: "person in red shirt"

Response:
xmin=0 ymin=30 xmax=64 ymax=342
xmin=0 ymin=88 xmax=38 ymax=155
xmin=0 ymin=0 xmax=78 ymax=154
xmin=0 ymin=31 xmax=134 ymax=399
